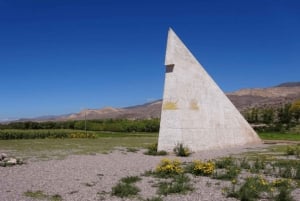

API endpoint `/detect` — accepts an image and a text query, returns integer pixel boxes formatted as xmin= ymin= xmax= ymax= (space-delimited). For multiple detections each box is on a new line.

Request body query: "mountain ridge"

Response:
xmin=276 ymin=82 xmax=300 ymax=87
xmin=6 ymin=82 xmax=300 ymax=122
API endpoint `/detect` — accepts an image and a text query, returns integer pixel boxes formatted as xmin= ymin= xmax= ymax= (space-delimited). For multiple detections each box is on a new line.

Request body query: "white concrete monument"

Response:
xmin=158 ymin=28 xmax=261 ymax=152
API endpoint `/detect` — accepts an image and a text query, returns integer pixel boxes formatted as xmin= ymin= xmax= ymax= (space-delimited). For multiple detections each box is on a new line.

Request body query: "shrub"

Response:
xmin=146 ymin=143 xmax=158 ymax=155
xmin=189 ymin=160 xmax=215 ymax=176
xmin=271 ymin=179 xmax=294 ymax=201
xmin=250 ymin=157 xmax=266 ymax=173
xmin=144 ymin=143 xmax=167 ymax=156
xmin=295 ymin=164 xmax=300 ymax=179
xmin=126 ymin=147 xmax=139 ymax=153
xmin=24 ymin=191 xmax=62 ymax=201
xmin=157 ymin=150 xmax=168 ymax=156
xmin=111 ymin=182 xmax=140 ymax=198
xmin=227 ymin=176 xmax=270 ymax=201
xmin=271 ymin=178 xmax=292 ymax=188
xmin=111 ymin=176 xmax=141 ymax=198
xmin=51 ymin=194 xmax=63 ymax=201
xmin=173 ymin=143 xmax=190 ymax=157
xmin=286 ymin=145 xmax=300 ymax=157
xmin=286 ymin=146 xmax=295 ymax=155
xmin=213 ymin=166 xmax=240 ymax=180
xmin=279 ymin=166 xmax=294 ymax=179
xmin=155 ymin=158 xmax=183 ymax=177
xmin=24 ymin=191 xmax=48 ymax=199
xmin=120 ymin=176 xmax=141 ymax=184
xmin=239 ymin=157 xmax=251 ymax=169
xmin=157 ymin=174 xmax=193 ymax=195
xmin=215 ymin=157 xmax=234 ymax=169
xmin=146 ymin=197 xmax=163 ymax=201
xmin=275 ymin=187 xmax=294 ymax=201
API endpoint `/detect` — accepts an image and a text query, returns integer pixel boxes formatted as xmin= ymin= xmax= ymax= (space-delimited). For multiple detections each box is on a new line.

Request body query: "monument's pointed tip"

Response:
xmin=167 ymin=27 xmax=177 ymax=38
xmin=165 ymin=28 xmax=190 ymax=66
xmin=165 ymin=28 xmax=180 ymax=66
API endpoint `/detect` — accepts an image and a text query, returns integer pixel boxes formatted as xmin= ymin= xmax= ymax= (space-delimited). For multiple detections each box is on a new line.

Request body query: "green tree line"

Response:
xmin=1 ymin=100 xmax=299 ymax=133
xmin=244 ymin=100 xmax=300 ymax=132
xmin=0 ymin=119 xmax=160 ymax=133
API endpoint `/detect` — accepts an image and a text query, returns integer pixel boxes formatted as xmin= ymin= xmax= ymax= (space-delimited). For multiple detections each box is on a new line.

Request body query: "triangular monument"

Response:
xmin=158 ymin=28 xmax=261 ymax=152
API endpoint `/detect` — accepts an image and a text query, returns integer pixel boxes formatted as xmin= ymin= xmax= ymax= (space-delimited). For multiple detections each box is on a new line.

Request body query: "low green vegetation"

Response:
xmin=144 ymin=143 xmax=167 ymax=156
xmin=259 ymin=132 xmax=300 ymax=141
xmin=120 ymin=176 xmax=142 ymax=184
xmin=24 ymin=190 xmax=48 ymax=199
xmin=145 ymin=197 xmax=163 ymax=201
xmin=227 ymin=176 xmax=271 ymax=201
xmin=214 ymin=156 xmax=234 ymax=169
xmin=286 ymin=145 xmax=300 ymax=156
xmin=215 ymin=147 xmax=300 ymax=201
xmin=142 ymin=144 xmax=300 ymax=200
xmin=126 ymin=147 xmax=139 ymax=153
xmin=111 ymin=176 xmax=141 ymax=198
xmin=0 ymin=133 xmax=157 ymax=161
xmin=0 ymin=118 xmax=160 ymax=133
xmin=211 ymin=156 xmax=241 ymax=180
xmin=0 ymin=129 xmax=158 ymax=140
xmin=141 ymin=150 xmax=300 ymax=201
xmin=24 ymin=190 xmax=62 ymax=201
xmin=226 ymin=176 xmax=295 ymax=201
xmin=157 ymin=174 xmax=193 ymax=195
xmin=111 ymin=183 xmax=140 ymax=198
xmin=213 ymin=165 xmax=240 ymax=180
xmin=173 ymin=143 xmax=191 ymax=157
xmin=144 ymin=158 xmax=194 ymax=197
xmin=0 ymin=129 xmax=96 ymax=140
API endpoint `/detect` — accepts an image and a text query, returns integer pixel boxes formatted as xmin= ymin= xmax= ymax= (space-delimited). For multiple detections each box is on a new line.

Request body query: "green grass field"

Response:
xmin=1 ymin=130 xmax=300 ymax=162
xmin=258 ymin=132 xmax=300 ymax=141
xmin=0 ymin=131 xmax=158 ymax=161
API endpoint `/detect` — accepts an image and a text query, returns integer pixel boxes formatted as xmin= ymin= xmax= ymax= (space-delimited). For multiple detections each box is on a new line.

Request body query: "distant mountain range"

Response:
xmin=227 ymin=82 xmax=300 ymax=111
xmin=7 ymin=82 xmax=300 ymax=122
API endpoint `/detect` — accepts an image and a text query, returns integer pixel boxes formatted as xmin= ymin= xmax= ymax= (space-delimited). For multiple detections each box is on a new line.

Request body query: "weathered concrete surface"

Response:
xmin=158 ymin=28 xmax=261 ymax=152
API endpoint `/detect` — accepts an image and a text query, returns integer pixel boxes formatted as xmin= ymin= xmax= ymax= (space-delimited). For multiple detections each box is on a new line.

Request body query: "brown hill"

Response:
xmin=56 ymin=82 xmax=300 ymax=121
xmin=227 ymin=84 xmax=300 ymax=111
xmin=57 ymin=100 xmax=163 ymax=121
xmin=27 ymin=82 xmax=300 ymax=121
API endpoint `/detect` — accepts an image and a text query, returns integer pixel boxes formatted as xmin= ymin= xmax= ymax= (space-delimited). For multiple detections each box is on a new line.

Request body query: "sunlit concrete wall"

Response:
xmin=158 ymin=29 xmax=261 ymax=152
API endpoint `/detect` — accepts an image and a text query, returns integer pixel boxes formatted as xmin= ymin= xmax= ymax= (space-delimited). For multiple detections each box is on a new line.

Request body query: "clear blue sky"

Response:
xmin=0 ymin=0 xmax=299 ymax=120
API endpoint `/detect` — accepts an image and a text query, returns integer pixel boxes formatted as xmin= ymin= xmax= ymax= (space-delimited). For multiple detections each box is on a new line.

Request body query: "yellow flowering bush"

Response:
xmin=272 ymin=178 xmax=292 ymax=188
xmin=156 ymin=158 xmax=183 ymax=176
xmin=258 ymin=175 xmax=268 ymax=186
xmin=191 ymin=160 xmax=215 ymax=176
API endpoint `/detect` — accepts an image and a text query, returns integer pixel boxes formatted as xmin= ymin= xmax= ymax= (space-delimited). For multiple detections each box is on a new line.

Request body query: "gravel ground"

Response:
xmin=0 ymin=143 xmax=288 ymax=201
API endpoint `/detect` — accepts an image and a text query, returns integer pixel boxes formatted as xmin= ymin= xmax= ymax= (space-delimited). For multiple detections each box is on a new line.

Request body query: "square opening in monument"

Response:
xmin=166 ymin=64 xmax=174 ymax=73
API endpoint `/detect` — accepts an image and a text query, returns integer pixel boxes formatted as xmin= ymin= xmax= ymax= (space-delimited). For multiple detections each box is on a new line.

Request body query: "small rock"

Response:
xmin=7 ymin=158 xmax=17 ymax=165
xmin=1 ymin=153 xmax=8 ymax=160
